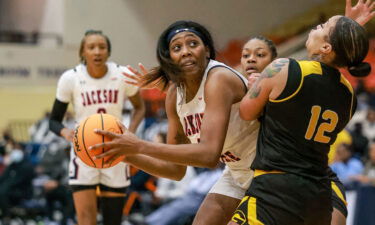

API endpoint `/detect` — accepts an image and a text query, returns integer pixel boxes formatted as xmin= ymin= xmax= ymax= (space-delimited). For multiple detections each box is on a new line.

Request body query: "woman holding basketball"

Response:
xmin=49 ymin=30 xmax=145 ymax=225
xmin=92 ymin=20 xmax=259 ymax=225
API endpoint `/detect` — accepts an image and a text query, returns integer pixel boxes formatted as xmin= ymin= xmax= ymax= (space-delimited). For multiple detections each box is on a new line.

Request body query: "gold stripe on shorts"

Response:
xmin=248 ymin=197 xmax=265 ymax=225
xmin=331 ymin=181 xmax=347 ymax=206
xmin=254 ymin=169 xmax=285 ymax=178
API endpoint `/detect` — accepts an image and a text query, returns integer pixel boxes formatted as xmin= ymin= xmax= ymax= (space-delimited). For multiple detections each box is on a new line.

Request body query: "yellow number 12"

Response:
xmin=305 ymin=106 xmax=339 ymax=144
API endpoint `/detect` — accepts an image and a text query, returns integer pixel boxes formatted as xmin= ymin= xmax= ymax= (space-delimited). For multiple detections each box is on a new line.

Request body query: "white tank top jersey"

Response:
xmin=56 ymin=62 xmax=138 ymax=123
xmin=176 ymin=60 xmax=259 ymax=189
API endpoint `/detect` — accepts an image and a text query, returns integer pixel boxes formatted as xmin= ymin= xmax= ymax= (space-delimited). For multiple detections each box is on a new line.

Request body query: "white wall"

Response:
xmin=64 ymin=0 xmax=326 ymax=68
xmin=0 ymin=0 xmax=46 ymax=32
xmin=0 ymin=44 xmax=76 ymax=86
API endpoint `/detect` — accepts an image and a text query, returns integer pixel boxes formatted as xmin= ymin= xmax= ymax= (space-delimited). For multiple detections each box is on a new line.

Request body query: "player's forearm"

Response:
xmin=128 ymin=104 xmax=145 ymax=133
xmin=125 ymin=154 xmax=186 ymax=180
xmin=138 ymin=140 xmax=220 ymax=168
xmin=49 ymin=99 xmax=68 ymax=136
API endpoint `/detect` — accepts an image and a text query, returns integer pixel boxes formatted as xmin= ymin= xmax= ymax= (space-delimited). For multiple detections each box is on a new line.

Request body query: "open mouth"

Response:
xmin=246 ymin=66 xmax=258 ymax=74
xmin=181 ymin=61 xmax=196 ymax=68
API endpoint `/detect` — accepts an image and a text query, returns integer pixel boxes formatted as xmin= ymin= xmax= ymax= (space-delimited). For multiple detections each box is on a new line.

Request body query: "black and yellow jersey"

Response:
xmin=251 ymin=58 xmax=357 ymax=180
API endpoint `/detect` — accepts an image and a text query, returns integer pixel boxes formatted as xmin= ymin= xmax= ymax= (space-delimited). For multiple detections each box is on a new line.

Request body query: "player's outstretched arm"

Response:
xmin=127 ymin=91 xmax=145 ymax=133
xmin=345 ymin=0 xmax=375 ymax=26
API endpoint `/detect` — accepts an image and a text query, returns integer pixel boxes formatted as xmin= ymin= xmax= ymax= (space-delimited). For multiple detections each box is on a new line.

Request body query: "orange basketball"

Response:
xmin=73 ymin=113 xmax=125 ymax=168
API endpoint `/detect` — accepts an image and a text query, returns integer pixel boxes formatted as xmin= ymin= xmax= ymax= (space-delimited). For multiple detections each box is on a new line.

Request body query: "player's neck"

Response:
xmin=184 ymin=76 xmax=202 ymax=102
xmin=87 ymin=64 xmax=108 ymax=79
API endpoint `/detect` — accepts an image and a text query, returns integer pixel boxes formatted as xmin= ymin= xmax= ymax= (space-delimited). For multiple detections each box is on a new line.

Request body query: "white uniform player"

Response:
xmin=176 ymin=59 xmax=259 ymax=199
xmin=56 ymin=61 xmax=138 ymax=188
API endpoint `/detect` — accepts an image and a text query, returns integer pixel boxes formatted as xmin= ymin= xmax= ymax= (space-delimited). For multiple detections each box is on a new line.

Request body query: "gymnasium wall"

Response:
xmin=63 ymin=0 xmax=327 ymax=67
xmin=0 ymin=0 xmax=327 ymax=136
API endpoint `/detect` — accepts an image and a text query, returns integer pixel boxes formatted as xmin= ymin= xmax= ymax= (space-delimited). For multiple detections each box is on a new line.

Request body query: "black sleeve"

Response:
xmin=49 ymin=99 xmax=69 ymax=136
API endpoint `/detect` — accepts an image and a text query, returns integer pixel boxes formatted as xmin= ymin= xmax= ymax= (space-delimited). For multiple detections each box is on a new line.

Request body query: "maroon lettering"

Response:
xmin=97 ymin=108 xmax=107 ymax=113
xmin=85 ymin=92 xmax=92 ymax=105
xmin=108 ymin=90 xmax=113 ymax=103
xmin=195 ymin=114 xmax=202 ymax=131
xmin=91 ymin=90 xmax=96 ymax=104
xmin=186 ymin=115 xmax=197 ymax=135
xmin=184 ymin=117 xmax=191 ymax=136
xmin=114 ymin=90 xmax=119 ymax=103
xmin=81 ymin=93 xmax=86 ymax=106
xmin=96 ymin=90 xmax=102 ymax=103
xmin=103 ymin=90 xmax=108 ymax=103
xmin=183 ymin=113 xmax=205 ymax=137
xmin=220 ymin=151 xmax=241 ymax=163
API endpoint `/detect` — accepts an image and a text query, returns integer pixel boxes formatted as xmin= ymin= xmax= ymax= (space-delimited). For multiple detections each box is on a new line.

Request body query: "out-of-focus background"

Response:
xmin=0 ymin=0 xmax=374 ymax=224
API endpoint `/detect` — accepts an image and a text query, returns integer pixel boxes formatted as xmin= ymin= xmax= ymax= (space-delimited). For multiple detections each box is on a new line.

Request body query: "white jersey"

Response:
xmin=56 ymin=62 xmax=138 ymax=123
xmin=176 ymin=60 xmax=259 ymax=189
xmin=56 ymin=61 xmax=138 ymax=188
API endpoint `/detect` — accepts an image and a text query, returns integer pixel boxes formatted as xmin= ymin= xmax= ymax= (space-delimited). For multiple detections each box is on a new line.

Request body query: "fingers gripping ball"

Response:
xmin=73 ymin=113 xmax=125 ymax=168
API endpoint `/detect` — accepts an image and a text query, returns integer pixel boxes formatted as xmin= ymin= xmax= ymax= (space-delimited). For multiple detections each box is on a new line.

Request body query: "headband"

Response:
xmin=166 ymin=28 xmax=205 ymax=44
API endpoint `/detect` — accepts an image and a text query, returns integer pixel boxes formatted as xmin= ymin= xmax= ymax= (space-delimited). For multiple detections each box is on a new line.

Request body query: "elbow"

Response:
xmin=201 ymin=153 xmax=220 ymax=169
xmin=170 ymin=168 xmax=186 ymax=181
xmin=239 ymin=109 xmax=253 ymax=121
xmin=206 ymin=161 xmax=219 ymax=169
xmin=173 ymin=173 xmax=185 ymax=181
xmin=239 ymin=102 xmax=253 ymax=121
xmin=206 ymin=154 xmax=220 ymax=168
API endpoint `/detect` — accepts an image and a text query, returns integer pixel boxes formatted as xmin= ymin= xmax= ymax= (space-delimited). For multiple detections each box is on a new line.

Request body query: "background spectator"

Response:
xmin=331 ymin=143 xmax=364 ymax=187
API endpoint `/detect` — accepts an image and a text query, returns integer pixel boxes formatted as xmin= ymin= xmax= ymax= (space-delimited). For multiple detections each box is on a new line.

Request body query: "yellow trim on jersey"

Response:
xmin=270 ymin=61 xmax=323 ymax=103
xmin=340 ymin=74 xmax=355 ymax=118
xmin=340 ymin=75 xmax=354 ymax=95
xmin=254 ymin=169 xmax=285 ymax=178
xmin=331 ymin=181 xmax=348 ymax=206
xmin=248 ymin=197 xmax=265 ymax=225
xmin=299 ymin=61 xmax=323 ymax=77
xmin=232 ymin=196 xmax=249 ymax=225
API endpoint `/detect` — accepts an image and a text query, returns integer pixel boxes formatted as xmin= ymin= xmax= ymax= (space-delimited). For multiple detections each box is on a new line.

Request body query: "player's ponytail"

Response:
xmin=330 ymin=17 xmax=371 ymax=77
xmin=348 ymin=61 xmax=371 ymax=77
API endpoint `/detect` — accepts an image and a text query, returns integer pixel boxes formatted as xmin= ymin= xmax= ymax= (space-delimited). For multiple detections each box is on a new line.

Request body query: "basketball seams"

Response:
xmin=100 ymin=113 xmax=105 ymax=168
xmin=82 ymin=117 xmax=97 ymax=167
xmin=75 ymin=113 xmax=125 ymax=169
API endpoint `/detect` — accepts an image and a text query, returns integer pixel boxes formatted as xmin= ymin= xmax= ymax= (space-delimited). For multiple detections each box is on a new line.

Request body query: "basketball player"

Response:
xmin=229 ymin=14 xmax=371 ymax=225
xmin=91 ymin=2 xmax=373 ymax=224
xmin=234 ymin=2 xmax=374 ymax=224
xmin=91 ymin=20 xmax=259 ymax=225
xmin=241 ymin=35 xmax=349 ymax=225
xmin=49 ymin=30 xmax=145 ymax=225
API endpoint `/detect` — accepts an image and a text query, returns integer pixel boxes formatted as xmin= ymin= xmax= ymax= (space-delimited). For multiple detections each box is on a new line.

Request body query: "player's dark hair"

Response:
xmin=247 ymin=36 xmax=278 ymax=60
xmin=143 ymin=20 xmax=216 ymax=90
xmin=329 ymin=17 xmax=370 ymax=77
xmin=79 ymin=29 xmax=111 ymax=64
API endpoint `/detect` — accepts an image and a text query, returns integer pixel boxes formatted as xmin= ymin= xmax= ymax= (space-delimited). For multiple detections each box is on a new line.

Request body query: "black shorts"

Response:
xmin=231 ymin=170 xmax=332 ymax=225
xmin=331 ymin=180 xmax=348 ymax=217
